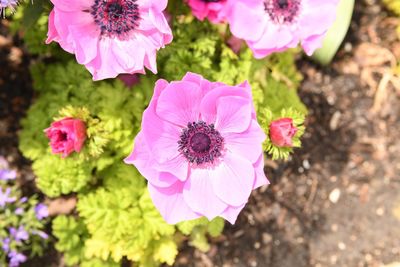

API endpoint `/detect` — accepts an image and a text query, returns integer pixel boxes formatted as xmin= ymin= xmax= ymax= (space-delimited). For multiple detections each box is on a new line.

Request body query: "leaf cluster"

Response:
xmin=19 ymin=60 xmax=148 ymax=197
xmin=382 ymin=0 xmax=400 ymax=16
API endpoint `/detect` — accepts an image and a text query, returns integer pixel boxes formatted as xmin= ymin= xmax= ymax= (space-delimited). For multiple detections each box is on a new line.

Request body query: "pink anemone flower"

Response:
xmin=46 ymin=0 xmax=172 ymax=81
xmin=125 ymin=72 xmax=269 ymax=224
xmin=226 ymin=0 xmax=340 ymax=58
xmin=187 ymin=0 xmax=228 ymax=24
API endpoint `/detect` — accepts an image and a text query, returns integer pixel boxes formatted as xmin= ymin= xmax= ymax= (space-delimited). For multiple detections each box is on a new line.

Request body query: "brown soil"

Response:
xmin=1 ymin=0 xmax=400 ymax=266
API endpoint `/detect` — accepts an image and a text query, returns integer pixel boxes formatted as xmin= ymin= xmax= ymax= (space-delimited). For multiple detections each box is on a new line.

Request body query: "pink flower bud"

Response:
xmin=118 ymin=74 xmax=140 ymax=88
xmin=269 ymin=118 xmax=297 ymax=147
xmin=44 ymin=118 xmax=87 ymax=157
xmin=227 ymin=35 xmax=244 ymax=54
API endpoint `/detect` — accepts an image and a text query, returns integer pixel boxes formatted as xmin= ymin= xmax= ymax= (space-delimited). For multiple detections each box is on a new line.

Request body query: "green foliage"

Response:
xmin=19 ymin=61 xmax=148 ymax=197
xmin=52 ymin=216 xmax=88 ymax=266
xmin=383 ymin=0 xmax=400 ymax=16
xmin=207 ymin=217 xmax=225 ymax=237
xmin=177 ymin=217 xmax=224 ymax=251
xmin=252 ymin=50 xmax=306 ymax=115
xmin=9 ymin=0 xmax=64 ymax=56
xmin=32 ymin=154 xmax=92 ymax=197
xmin=247 ymin=50 xmax=307 ymax=160
xmin=158 ymin=19 xmax=220 ymax=81
xmin=77 ymin=164 xmax=176 ymax=264
xmin=158 ymin=20 xmax=253 ymax=86
xmin=52 ymin=216 xmax=119 ymax=267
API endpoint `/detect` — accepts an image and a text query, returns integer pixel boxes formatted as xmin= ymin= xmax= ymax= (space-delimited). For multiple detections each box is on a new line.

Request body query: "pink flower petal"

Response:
xmin=249 ymin=24 xmax=294 ymax=50
xmin=89 ymin=38 xmax=132 ymax=80
xmin=111 ymin=39 xmax=146 ymax=72
xmin=182 ymin=72 xmax=203 ymax=84
xmin=183 ymin=168 xmax=228 ymax=220
xmin=226 ymin=0 xmax=339 ymax=58
xmin=156 ymin=81 xmax=202 ymax=127
xmin=47 ymin=0 xmax=172 ymax=80
xmin=301 ymin=33 xmax=327 ymax=56
xmin=188 ymin=0 xmax=229 ymax=24
xmin=220 ymin=203 xmax=246 ymax=224
xmin=152 ymin=79 xmax=169 ymax=102
xmin=224 ymin=120 xmax=266 ymax=163
xmin=253 ymin=153 xmax=269 ymax=189
xmin=181 ymin=72 xmax=213 ymax=97
xmin=210 ymin=153 xmax=255 ymax=206
xmin=148 ymin=182 xmax=201 ymax=224
xmin=141 ymin=108 xmax=181 ymax=164
xmin=154 ymin=155 xmax=189 ymax=182
xmin=50 ymin=0 xmax=89 ymax=11
xmin=200 ymin=85 xmax=250 ymax=125
xmin=69 ymin=24 xmax=99 ymax=65
xmin=149 ymin=7 xmax=172 ymax=36
xmin=215 ymin=96 xmax=252 ymax=134
xmin=138 ymin=0 xmax=168 ymax=12
xmin=300 ymin=2 xmax=338 ymax=37
xmin=227 ymin=1 xmax=265 ymax=41
xmin=124 ymin=133 xmax=179 ymax=188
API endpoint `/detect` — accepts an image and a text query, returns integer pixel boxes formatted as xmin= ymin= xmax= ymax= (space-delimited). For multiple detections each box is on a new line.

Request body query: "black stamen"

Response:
xmin=91 ymin=0 xmax=140 ymax=38
xmin=264 ymin=0 xmax=300 ymax=24
xmin=178 ymin=121 xmax=224 ymax=166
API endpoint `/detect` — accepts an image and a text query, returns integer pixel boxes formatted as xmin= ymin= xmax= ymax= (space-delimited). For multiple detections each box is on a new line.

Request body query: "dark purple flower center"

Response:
xmin=56 ymin=131 xmax=68 ymax=142
xmin=190 ymin=133 xmax=211 ymax=153
xmin=90 ymin=0 xmax=140 ymax=38
xmin=278 ymin=0 xmax=288 ymax=8
xmin=264 ymin=0 xmax=300 ymax=24
xmin=178 ymin=121 xmax=224 ymax=165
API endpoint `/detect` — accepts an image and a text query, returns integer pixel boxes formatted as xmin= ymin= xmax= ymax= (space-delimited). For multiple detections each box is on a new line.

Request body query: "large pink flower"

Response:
xmin=187 ymin=0 xmax=228 ymax=24
xmin=226 ymin=0 xmax=339 ymax=58
xmin=125 ymin=73 xmax=269 ymax=224
xmin=46 ymin=0 xmax=172 ymax=81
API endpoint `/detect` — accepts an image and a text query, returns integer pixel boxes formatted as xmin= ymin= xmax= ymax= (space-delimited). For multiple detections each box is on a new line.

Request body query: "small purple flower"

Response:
xmin=19 ymin=197 xmax=27 ymax=203
xmin=1 ymin=237 xmax=10 ymax=252
xmin=0 ymin=187 xmax=16 ymax=207
xmin=0 ymin=0 xmax=19 ymax=17
xmin=14 ymin=207 xmax=24 ymax=215
xmin=9 ymin=226 xmax=29 ymax=242
xmin=8 ymin=250 xmax=27 ymax=267
xmin=34 ymin=203 xmax=49 ymax=220
xmin=32 ymin=230 xmax=49 ymax=240
xmin=0 ymin=169 xmax=16 ymax=181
